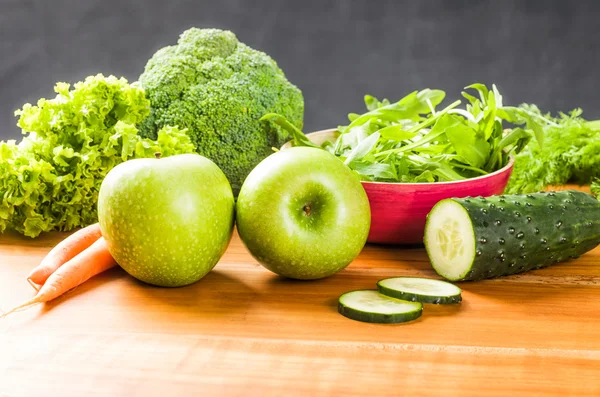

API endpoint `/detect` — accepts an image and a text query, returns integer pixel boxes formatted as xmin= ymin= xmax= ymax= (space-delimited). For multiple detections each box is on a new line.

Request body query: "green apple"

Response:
xmin=236 ymin=147 xmax=371 ymax=280
xmin=98 ymin=153 xmax=235 ymax=287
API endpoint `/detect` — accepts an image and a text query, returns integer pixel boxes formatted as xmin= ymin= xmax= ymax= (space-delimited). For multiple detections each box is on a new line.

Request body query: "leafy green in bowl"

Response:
xmin=265 ymin=83 xmax=542 ymax=183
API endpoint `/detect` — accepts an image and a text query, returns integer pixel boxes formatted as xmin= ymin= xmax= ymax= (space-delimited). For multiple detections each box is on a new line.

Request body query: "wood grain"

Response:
xmin=1 ymin=202 xmax=600 ymax=396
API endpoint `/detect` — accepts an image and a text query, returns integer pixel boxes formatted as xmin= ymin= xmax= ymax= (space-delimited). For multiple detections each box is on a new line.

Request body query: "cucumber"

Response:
xmin=424 ymin=190 xmax=600 ymax=281
xmin=377 ymin=277 xmax=462 ymax=304
xmin=338 ymin=290 xmax=423 ymax=324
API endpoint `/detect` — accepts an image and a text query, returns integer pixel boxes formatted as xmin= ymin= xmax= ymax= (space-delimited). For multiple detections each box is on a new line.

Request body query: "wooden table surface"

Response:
xmin=2 ymin=211 xmax=600 ymax=395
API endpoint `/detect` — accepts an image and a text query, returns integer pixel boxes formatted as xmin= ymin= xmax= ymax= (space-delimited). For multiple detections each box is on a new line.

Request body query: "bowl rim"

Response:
xmin=301 ymin=128 xmax=515 ymax=187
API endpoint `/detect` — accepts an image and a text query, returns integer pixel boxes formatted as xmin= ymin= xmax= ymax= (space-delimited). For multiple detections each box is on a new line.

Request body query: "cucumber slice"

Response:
xmin=424 ymin=199 xmax=477 ymax=281
xmin=377 ymin=277 xmax=462 ymax=304
xmin=338 ymin=290 xmax=423 ymax=324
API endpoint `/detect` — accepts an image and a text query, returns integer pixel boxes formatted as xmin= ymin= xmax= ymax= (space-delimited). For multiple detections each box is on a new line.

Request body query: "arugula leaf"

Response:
xmin=364 ymin=95 xmax=390 ymax=111
xmin=261 ymin=113 xmax=320 ymax=149
xmin=377 ymin=125 xmax=417 ymax=141
xmin=465 ymin=83 xmax=490 ymax=105
xmin=262 ymin=82 xmax=538 ymax=184
xmin=374 ymin=99 xmax=461 ymax=158
xmin=346 ymin=89 xmax=446 ymax=131
xmin=415 ymin=89 xmax=446 ymax=113
xmin=407 ymin=154 xmax=467 ymax=181
xmin=516 ymin=107 xmax=545 ymax=147
xmin=348 ymin=160 xmax=397 ymax=181
xmin=496 ymin=106 xmax=520 ymax=123
xmin=461 ymin=91 xmax=480 ymax=107
xmin=480 ymin=89 xmax=498 ymax=140
xmin=364 ymin=95 xmax=380 ymax=111
xmin=343 ymin=132 xmax=380 ymax=165
xmin=440 ymin=114 xmax=490 ymax=168
xmin=347 ymin=113 xmax=361 ymax=122
xmin=333 ymin=120 xmax=378 ymax=156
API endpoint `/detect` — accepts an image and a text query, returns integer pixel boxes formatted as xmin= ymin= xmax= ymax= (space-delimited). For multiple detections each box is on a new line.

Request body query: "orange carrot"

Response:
xmin=1 ymin=237 xmax=117 ymax=318
xmin=27 ymin=223 xmax=102 ymax=287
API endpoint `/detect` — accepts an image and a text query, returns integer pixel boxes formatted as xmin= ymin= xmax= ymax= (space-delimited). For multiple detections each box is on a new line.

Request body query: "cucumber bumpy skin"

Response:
xmin=425 ymin=190 xmax=600 ymax=281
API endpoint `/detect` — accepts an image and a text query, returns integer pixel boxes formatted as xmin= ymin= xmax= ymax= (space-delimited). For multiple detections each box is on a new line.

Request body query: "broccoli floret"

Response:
xmin=138 ymin=28 xmax=304 ymax=194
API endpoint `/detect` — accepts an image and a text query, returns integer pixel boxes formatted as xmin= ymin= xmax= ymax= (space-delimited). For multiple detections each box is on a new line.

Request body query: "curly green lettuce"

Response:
xmin=505 ymin=105 xmax=600 ymax=194
xmin=1 ymin=74 xmax=195 ymax=237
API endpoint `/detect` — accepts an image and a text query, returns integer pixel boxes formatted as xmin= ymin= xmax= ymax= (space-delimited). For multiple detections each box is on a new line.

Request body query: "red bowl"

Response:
xmin=282 ymin=129 xmax=514 ymax=245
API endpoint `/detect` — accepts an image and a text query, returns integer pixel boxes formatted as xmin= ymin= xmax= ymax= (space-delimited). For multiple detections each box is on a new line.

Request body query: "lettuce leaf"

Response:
xmin=1 ymin=74 xmax=195 ymax=237
xmin=504 ymin=106 xmax=600 ymax=194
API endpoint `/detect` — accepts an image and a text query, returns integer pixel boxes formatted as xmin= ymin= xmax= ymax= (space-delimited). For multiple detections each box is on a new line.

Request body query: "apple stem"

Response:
xmin=154 ymin=152 xmax=162 ymax=159
xmin=303 ymin=204 xmax=311 ymax=216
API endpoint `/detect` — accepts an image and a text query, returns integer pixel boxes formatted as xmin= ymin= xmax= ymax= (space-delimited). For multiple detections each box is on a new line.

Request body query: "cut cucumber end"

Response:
xmin=377 ymin=277 xmax=462 ymax=304
xmin=424 ymin=199 xmax=476 ymax=281
xmin=338 ymin=290 xmax=423 ymax=324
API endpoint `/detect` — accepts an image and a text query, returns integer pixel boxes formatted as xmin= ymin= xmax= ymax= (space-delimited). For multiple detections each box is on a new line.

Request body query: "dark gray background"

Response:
xmin=1 ymin=0 xmax=598 ymax=139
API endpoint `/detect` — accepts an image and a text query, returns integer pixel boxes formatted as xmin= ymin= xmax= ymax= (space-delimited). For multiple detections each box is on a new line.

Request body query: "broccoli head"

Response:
xmin=138 ymin=28 xmax=304 ymax=194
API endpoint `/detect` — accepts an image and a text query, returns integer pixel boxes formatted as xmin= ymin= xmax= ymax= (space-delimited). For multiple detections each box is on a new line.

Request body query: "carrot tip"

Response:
xmin=0 ymin=298 xmax=41 ymax=319
xmin=27 ymin=277 xmax=41 ymax=292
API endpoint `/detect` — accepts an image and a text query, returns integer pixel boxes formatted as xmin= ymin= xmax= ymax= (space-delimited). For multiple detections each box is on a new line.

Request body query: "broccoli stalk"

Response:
xmin=138 ymin=28 xmax=304 ymax=194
